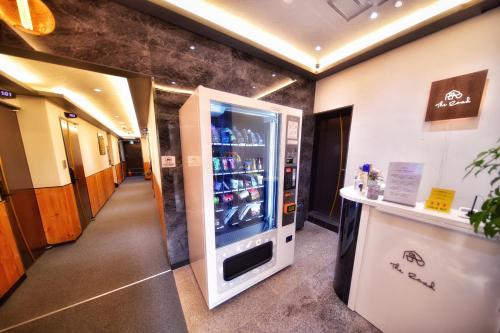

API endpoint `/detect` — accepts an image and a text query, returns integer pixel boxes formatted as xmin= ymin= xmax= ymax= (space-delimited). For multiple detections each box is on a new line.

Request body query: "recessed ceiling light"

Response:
xmin=315 ymin=45 xmax=322 ymax=51
xmin=114 ymin=115 xmax=119 ymax=118
xmin=93 ymin=88 xmax=102 ymax=93
xmin=272 ymin=73 xmax=276 ymax=77
xmin=252 ymin=86 xmax=256 ymax=89
xmin=370 ymin=11 xmax=379 ymax=19
xmin=171 ymin=81 xmax=176 ymax=85
xmin=394 ymin=1 xmax=403 ymax=8
xmin=189 ymin=45 xmax=196 ymax=50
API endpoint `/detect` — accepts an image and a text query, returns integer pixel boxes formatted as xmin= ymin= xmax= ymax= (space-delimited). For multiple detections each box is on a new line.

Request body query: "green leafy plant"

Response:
xmin=464 ymin=140 xmax=499 ymax=238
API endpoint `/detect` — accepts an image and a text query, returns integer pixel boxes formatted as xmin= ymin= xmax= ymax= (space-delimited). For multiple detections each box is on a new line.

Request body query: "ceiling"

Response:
xmin=149 ymin=0 xmax=486 ymax=74
xmin=0 ymin=53 xmax=141 ymax=138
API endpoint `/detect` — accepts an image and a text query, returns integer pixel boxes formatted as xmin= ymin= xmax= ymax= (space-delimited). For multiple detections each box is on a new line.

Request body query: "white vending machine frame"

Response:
xmin=179 ymin=86 xmax=302 ymax=309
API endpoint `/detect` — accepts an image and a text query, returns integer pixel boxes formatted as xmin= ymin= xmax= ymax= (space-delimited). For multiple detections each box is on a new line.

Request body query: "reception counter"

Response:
xmin=337 ymin=187 xmax=500 ymax=333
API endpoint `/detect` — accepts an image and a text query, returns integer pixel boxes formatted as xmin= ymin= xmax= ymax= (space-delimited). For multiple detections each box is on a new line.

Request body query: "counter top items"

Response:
xmin=382 ymin=162 xmax=423 ymax=207
xmin=340 ymin=187 xmax=491 ymax=238
xmin=424 ymin=188 xmax=455 ymax=213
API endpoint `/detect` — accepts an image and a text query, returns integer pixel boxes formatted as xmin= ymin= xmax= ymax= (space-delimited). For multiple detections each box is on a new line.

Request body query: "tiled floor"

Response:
xmin=174 ymin=222 xmax=380 ymax=333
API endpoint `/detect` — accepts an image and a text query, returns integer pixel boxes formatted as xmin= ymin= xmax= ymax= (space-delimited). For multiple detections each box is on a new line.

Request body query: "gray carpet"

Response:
xmin=0 ymin=177 xmax=186 ymax=332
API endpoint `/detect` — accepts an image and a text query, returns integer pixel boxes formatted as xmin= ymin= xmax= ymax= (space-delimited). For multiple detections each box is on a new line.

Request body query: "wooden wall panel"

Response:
xmin=115 ymin=162 xmax=124 ymax=184
xmin=144 ymin=162 xmax=151 ymax=180
xmin=35 ymin=184 xmax=82 ymax=244
xmin=0 ymin=201 xmax=25 ymax=298
xmin=86 ymin=167 xmax=115 ymax=217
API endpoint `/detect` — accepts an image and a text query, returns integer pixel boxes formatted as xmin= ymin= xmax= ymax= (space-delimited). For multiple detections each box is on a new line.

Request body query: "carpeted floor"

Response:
xmin=0 ymin=177 xmax=187 ymax=332
xmin=174 ymin=222 xmax=381 ymax=333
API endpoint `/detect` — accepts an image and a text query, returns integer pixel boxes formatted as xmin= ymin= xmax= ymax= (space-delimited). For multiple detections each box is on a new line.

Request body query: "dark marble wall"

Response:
xmin=0 ymin=0 xmax=315 ymax=266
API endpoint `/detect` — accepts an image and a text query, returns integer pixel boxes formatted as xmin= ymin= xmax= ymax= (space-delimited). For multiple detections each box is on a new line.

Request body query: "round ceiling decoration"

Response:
xmin=0 ymin=0 xmax=55 ymax=36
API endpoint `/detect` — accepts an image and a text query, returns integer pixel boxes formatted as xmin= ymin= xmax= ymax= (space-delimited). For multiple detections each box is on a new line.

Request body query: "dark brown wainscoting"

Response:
xmin=34 ymin=184 xmax=82 ymax=245
xmin=86 ymin=167 xmax=115 ymax=217
xmin=115 ymin=162 xmax=124 ymax=184
xmin=0 ymin=201 xmax=25 ymax=299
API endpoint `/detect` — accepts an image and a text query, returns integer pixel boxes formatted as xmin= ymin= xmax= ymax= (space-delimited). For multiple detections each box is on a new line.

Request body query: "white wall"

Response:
xmin=314 ymin=9 xmax=500 ymax=208
xmin=141 ymin=136 xmax=151 ymax=163
xmin=16 ymin=96 xmax=70 ymax=187
xmin=76 ymin=120 xmax=111 ymax=176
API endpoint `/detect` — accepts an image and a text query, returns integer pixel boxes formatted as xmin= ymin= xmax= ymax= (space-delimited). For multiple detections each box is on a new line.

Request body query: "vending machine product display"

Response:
xmin=180 ymin=86 xmax=302 ymax=309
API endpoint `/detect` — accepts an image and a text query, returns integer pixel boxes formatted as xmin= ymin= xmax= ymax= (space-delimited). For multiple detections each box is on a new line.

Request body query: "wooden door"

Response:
xmin=123 ymin=140 xmax=144 ymax=176
xmin=0 ymin=107 xmax=46 ymax=265
xmin=309 ymin=107 xmax=353 ymax=228
xmin=60 ymin=119 xmax=92 ymax=229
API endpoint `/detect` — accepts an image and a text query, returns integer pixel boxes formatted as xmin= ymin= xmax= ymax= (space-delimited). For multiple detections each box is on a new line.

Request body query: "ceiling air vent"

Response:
xmin=327 ymin=0 xmax=387 ymax=21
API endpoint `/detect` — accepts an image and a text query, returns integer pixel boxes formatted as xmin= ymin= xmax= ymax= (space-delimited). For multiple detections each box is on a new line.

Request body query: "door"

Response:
xmin=123 ymin=140 xmax=144 ymax=176
xmin=0 ymin=106 xmax=46 ymax=266
xmin=60 ymin=119 xmax=92 ymax=229
xmin=210 ymin=100 xmax=280 ymax=249
xmin=309 ymin=107 xmax=352 ymax=229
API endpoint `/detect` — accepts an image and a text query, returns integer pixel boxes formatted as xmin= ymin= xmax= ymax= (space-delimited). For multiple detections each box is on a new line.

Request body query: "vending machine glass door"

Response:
xmin=210 ymin=100 xmax=280 ymax=248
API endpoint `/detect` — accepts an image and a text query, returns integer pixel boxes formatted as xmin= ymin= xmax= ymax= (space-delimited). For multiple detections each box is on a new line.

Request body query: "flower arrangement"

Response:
xmin=368 ymin=169 xmax=382 ymax=182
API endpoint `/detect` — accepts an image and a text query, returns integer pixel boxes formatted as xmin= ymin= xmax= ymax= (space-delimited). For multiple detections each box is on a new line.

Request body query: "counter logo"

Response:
xmin=390 ymin=250 xmax=435 ymax=291
xmin=425 ymin=70 xmax=487 ymax=122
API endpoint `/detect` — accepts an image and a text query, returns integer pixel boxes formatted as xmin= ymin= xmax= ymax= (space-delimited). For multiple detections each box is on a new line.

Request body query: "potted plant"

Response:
xmin=367 ymin=169 xmax=382 ymax=200
xmin=464 ymin=140 xmax=499 ymax=238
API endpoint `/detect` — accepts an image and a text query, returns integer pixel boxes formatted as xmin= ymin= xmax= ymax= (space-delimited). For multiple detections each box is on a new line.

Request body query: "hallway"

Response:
xmin=0 ymin=178 xmax=187 ymax=332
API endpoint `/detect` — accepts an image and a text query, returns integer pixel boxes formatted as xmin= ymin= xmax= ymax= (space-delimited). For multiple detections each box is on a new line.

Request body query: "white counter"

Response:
xmin=339 ymin=186 xmax=500 ymax=333
xmin=340 ymin=187 xmax=481 ymax=237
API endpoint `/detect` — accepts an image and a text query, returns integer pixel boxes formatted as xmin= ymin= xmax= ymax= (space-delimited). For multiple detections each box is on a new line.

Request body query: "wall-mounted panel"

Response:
xmin=34 ymin=184 xmax=81 ymax=244
xmin=0 ymin=201 xmax=25 ymax=298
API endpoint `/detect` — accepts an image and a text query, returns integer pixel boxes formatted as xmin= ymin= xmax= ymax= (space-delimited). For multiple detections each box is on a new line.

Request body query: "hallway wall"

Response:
xmin=0 ymin=0 xmax=316 ymax=266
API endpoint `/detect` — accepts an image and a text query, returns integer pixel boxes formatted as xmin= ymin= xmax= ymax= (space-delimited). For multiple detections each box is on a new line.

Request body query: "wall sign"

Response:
xmin=64 ymin=112 xmax=77 ymax=119
xmin=161 ymin=155 xmax=176 ymax=168
xmin=425 ymin=70 xmax=488 ymax=121
xmin=0 ymin=89 xmax=15 ymax=99
xmin=390 ymin=250 xmax=436 ymax=291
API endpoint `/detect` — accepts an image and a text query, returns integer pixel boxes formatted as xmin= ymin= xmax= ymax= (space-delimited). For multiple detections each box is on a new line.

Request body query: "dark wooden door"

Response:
xmin=309 ymin=107 xmax=352 ymax=228
xmin=123 ymin=141 xmax=144 ymax=176
xmin=0 ymin=107 xmax=47 ymax=266
xmin=60 ymin=119 xmax=92 ymax=229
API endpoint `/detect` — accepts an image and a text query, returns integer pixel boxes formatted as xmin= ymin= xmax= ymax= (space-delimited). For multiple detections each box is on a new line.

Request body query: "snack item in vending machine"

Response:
xmin=223 ymin=193 xmax=234 ymax=203
xmin=213 ymin=195 xmax=220 ymax=206
xmin=213 ymin=157 xmax=221 ymax=172
xmin=221 ymin=128 xmax=235 ymax=143
xmin=257 ymin=158 xmax=263 ymax=170
xmin=211 ymin=125 xmax=221 ymax=143
xmin=221 ymin=157 xmax=229 ymax=171
xmin=214 ymin=181 xmax=223 ymax=192
xmin=233 ymin=127 xmax=245 ymax=144
xmin=223 ymin=181 xmax=231 ymax=190
xmin=251 ymin=158 xmax=257 ymax=171
xmin=256 ymin=174 xmax=264 ymax=186
xmin=241 ymin=128 xmax=249 ymax=143
xmin=247 ymin=129 xmax=257 ymax=144
xmin=227 ymin=156 xmax=236 ymax=170
xmin=237 ymin=190 xmax=249 ymax=200
xmin=244 ymin=159 xmax=252 ymax=171
xmin=250 ymin=175 xmax=258 ymax=187
xmin=230 ymin=178 xmax=239 ymax=190
xmin=248 ymin=188 xmax=260 ymax=201
xmin=225 ymin=152 xmax=242 ymax=170
xmin=255 ymin=132 xmax=264 ymax=145
xmin=249 ymin=204 xmax=261 ymax=217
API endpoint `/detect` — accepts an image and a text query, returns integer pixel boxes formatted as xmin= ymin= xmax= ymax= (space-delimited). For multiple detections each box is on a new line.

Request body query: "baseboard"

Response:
xmin=0 ymin=274 xmax=26 ymax=306
xmin=171 ymin=259 xmax=190 ymax=270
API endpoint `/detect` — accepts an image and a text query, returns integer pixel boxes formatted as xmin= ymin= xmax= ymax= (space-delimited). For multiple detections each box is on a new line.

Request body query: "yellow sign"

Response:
xmin=425 ymin=188 xmax=455 ymax=213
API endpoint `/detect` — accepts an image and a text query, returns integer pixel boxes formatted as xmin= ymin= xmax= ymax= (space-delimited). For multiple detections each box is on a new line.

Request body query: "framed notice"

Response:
xmin=383 ymin=162 xmax=424 ymax=207
xmin=425 ymin=70 xmax=487 ymax=122
xmin=97 ymin=134 xmax=106 ymax=155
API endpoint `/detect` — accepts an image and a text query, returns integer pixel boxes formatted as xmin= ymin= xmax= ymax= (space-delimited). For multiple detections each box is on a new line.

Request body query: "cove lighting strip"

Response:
xmin=153 ymin=0 xmax=473 ymax=74
xmin=16 ymin=0 xmax=33 ymax=30
xmin=154 ymin=83 xmax=194 ymax=95
xmin=151 ymin=0 xmax=317 ymax=72
xmin=252 ymin=78 xmax=297 ymax=100
xmin=319 ymin=0 xmax=473 ymax=71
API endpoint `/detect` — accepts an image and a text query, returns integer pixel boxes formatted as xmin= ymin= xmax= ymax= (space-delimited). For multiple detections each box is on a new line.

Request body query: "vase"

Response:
xmin=366 ymin=183 xmax=380 ymax=200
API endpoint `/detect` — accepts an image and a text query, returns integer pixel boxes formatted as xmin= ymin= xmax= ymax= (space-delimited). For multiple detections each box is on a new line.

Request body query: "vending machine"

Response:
xmin=179 ymin=86 xmax=301 ymax=309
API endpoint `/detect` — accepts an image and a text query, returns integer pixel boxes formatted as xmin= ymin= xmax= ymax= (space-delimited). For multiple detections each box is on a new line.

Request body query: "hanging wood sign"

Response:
xmin=425 ymin=70 xmax=488 ymax=122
